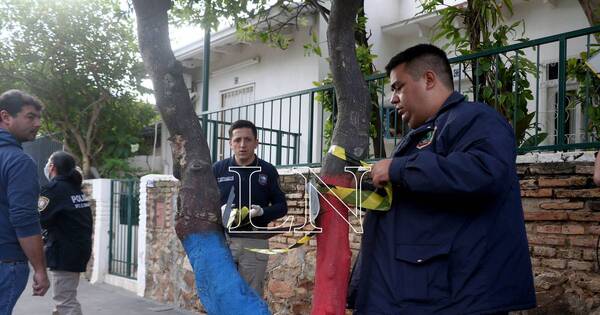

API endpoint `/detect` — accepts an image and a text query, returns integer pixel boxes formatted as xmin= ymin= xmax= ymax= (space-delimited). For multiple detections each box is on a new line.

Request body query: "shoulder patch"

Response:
xmin=38 ymin=196 xmax=50 ymax=212
xmin=416 ymin=126 xmax=437 ymax=149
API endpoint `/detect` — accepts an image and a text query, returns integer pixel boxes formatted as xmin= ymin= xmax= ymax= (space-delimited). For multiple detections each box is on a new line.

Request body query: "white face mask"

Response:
xmin=44 ymin=161 xmax=52 ymax=181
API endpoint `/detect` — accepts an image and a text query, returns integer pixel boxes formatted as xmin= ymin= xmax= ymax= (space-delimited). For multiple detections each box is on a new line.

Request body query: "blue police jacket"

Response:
xmin=212 ymin=156 xmax=287 ymax=232
xmin=354 ymin=92 xmax=536 ymax=314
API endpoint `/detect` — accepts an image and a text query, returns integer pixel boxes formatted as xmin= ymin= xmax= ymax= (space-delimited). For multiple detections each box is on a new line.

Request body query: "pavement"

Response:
xmin=14 ymin=276 xmax=198 ymax=315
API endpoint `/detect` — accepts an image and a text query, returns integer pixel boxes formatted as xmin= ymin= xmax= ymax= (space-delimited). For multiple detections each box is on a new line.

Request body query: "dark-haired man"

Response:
xmin=353 ymin=45 xmax=536 ymax=314
xmin=0 ymin=89 xmax=49 ymax=314
xmin=212 ymin=120 xmax=287 ymax=296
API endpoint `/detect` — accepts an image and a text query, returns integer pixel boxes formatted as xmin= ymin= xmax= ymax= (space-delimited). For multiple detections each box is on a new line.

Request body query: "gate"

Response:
xmin=108 ymin=179 xmax=139 ymax=279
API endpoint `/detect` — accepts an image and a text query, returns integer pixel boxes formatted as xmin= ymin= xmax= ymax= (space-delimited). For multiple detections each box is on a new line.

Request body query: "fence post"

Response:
xmin=276 ymin=131 xmax=282 ymax=165
xmin=308 ymin=92 xmax=314 ymax=163
xmin=89 ymin=179 xmax=112 ymax=285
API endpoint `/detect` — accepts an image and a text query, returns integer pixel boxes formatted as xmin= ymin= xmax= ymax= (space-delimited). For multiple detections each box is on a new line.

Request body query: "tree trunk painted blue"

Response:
xmin=182 ymin=232 xmax=271 ymax=315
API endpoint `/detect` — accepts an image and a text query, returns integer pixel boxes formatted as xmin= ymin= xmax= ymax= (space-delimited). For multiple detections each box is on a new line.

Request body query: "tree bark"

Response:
xmin=132 ymin=1 xmax=269 ymax=313
xmin=133 ymin=0 xmax=221 ymax=238
xmin=312 ymin=0 xmax=372 ymax=314
xmin=578 ymin=0 xmax=600 ymax=26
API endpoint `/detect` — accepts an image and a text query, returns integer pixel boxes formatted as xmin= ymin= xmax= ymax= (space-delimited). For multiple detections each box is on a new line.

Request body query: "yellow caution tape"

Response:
xmin=244 ymin=145 xmax=392 ymax=255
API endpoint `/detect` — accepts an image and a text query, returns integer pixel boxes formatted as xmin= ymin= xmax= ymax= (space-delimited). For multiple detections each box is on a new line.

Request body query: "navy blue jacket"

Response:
xmin=40 ymin=176 xmax=93 ymax=272
xmin=0 ymin=129 xmax=40 ymax=261
xmin=354 ymin=92 xmax=536 ymax=314
xmin=213 ymin=156 xmax=287 ymax=232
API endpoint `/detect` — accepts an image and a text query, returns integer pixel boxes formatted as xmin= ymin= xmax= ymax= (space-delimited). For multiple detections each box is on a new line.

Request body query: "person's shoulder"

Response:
xmin=41 ymin=180 xmax=59 ymax=197
xmin=257 ymin=158 xmax=278 ymax=173
xmin=213 ymin=157 xmax=233 ymax=172
xmin=448 ymin=98 xmax=508 ymax=125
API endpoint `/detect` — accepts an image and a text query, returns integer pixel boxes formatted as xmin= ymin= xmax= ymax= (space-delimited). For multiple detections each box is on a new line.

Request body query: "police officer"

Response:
xmin=353 ymin=44 xmax=536 ymax=314
xmin=213 ymin=120 xmax=287 ymax=297
xmin=39 ymin=151 xmax=92 ymax=315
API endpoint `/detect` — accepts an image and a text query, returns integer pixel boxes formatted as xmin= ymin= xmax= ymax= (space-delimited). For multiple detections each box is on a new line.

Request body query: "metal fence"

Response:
xmin=200 ymin=25 xmax=600 ymax=166
xmin=108 ymin=179 xmax=139 ymax=279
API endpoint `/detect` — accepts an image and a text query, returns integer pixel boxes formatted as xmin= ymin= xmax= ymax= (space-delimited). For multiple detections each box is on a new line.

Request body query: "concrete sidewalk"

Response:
xmin=14 ymin=276 xmax=199 ymax=315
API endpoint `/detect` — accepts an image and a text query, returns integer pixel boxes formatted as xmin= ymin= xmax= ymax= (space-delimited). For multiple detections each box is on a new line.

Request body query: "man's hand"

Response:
xmin=32 ymin=269 xmax=49 ymax=296
xmin=249 ymin=205 xmax=264 ymax=218
xmin=371 ymin=159 xmax=392 ymax=188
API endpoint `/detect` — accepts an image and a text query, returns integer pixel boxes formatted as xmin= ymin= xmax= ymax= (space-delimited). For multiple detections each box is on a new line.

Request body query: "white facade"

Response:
xmin=160 ymin=0 xmax=597 ymax=173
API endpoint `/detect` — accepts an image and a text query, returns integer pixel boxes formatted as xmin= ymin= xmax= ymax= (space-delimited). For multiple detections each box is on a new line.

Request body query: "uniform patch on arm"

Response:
xmin=38 ymin=196 xmax=50 ymax=212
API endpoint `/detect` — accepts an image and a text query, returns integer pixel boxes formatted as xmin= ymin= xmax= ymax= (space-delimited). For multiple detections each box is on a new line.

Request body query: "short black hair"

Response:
xmin=385 ymin=44 xmax=454 ymax=90
xmin=0 ymin=89 xmax=43 ymax=116
xmin=229 ymin=120 xmax=258 ymax=139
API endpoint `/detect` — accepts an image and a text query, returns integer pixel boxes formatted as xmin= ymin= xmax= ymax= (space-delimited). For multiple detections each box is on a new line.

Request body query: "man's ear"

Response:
xmin=0 ymin=110 xmax=10 ymax=123
xmin=424 ymin=70 xmax=437 ymax=90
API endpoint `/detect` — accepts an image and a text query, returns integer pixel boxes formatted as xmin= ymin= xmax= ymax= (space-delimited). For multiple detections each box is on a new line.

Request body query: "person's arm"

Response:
xmin=375 ymin=110 xmax=514 ymax=197
xmin=593 ymin=152 xmax=600 ymax=186
xmin=17 ymin=234 xmax=49 ymax=296
xmin=7 ymin=157 xmax=49 ymax=296
xmin=39 ymin=187 xmax=58 ymax=229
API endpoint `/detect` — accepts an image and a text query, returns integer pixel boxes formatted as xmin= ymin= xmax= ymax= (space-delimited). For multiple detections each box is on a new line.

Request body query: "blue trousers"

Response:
xmin=0 ymin=261 xmax=29 ymax=315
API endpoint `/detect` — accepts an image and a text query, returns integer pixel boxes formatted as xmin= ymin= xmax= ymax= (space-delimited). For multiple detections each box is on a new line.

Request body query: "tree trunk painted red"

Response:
xmin=311 ymin=175 xmax=353 ymax=315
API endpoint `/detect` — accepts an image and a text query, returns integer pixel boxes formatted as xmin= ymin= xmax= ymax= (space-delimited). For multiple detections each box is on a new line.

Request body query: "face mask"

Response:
xmin=44 ymin=162 xmax=51 ymax=181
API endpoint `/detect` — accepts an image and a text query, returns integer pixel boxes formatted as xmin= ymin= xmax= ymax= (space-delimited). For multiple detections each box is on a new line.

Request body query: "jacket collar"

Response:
xmin=231 ymin=155 xmax=258 ymax=167
xmin=412 ymin=91 xmax=465 ymax=134
xmin=0 ymin=128 xmax=22 ymax=148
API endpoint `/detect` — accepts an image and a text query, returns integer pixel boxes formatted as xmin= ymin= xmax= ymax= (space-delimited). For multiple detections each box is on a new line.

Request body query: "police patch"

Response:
xmin=258 ymin=174 xmax=268 ymax=186
xmin=218 ymin=176 xmax=234 ymax=183
xmin=38 ymin=196 xmax=50 ymax=212
xmin=416 ymin=126 xmax=437 ymax=149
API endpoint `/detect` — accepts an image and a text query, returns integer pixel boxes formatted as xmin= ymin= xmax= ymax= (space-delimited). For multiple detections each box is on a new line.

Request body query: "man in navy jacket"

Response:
xmin=213 ymin=120 xmax=287 ymax=296
xmin=0 ymin=90 xmax=49 ymax=314
xmin=353 ymin=45 xmax=536 ymax=314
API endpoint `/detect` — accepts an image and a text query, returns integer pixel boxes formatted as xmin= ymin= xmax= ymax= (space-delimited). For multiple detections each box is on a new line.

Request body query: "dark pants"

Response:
xmin=0 ymin=261 xmax=29 ymax=315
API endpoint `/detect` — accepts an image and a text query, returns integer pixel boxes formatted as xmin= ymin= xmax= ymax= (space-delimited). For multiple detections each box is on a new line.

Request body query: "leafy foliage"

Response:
xmin=0 ymin=0 xmax=157 ymax=177
xmin=421 ymin=0 xmax=545 ymax=147
xmin=566 ymin=47 xmax=600 ymax=140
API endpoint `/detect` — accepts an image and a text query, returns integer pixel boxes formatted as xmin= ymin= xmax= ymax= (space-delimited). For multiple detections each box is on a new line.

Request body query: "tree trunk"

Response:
xmin=578 ymin=0 xmax=600 ymax=26
xmin=578 ymin=0 xmax=600 ymax=42
xmin=132 ymin=1 xmax=268 ymax=313
xmin=312 ymin=0 xmax=372 ymax=314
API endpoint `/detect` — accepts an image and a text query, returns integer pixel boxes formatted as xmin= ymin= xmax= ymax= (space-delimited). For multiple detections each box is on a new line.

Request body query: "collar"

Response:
xmin=50 ymin=175 xmax=70 ymax=182
xmin=407 ymin=92 xmax=464 ymax=136
xmin=424 ymin=91 xmax=465 ymax=125
xmin=231 ymin=154 xmax=258 ymax=167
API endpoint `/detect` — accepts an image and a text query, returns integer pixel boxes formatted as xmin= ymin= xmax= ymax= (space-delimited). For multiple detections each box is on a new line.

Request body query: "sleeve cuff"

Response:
xmin=15 ymin=221 xmax=42 ymax=238
xmin=389 ymin=157 xmax=409 ymax=188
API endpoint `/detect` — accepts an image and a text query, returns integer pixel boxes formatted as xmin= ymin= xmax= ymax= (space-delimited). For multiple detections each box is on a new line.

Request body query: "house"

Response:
xmin=91 ymin=2 xmax=600 ymax=310
xmin=157 ymin=0 xmax=597 ymax=174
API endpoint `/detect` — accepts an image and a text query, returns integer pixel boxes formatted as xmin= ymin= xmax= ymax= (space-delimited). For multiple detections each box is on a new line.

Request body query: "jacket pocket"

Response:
xmin=394 ymin=244 xmax=451 ymax=302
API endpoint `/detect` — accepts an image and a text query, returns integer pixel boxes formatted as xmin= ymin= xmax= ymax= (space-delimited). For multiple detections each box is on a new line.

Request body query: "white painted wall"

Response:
xmin=198 ymin=26 xmax=321 ymax=113
xmin=164 ymin=0 xmax=596 ymax=172
xmin=89 ymin=179 xmax=112 ymax=285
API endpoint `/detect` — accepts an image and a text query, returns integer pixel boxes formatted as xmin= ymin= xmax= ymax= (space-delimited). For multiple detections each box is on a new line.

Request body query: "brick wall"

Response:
xmin=142 ymin=180 xmax=205 ymax=313
xmin=519 ymin=162 xmax=600 ymax=314
xmin=141 ymin=162 xmax=600 ymax=314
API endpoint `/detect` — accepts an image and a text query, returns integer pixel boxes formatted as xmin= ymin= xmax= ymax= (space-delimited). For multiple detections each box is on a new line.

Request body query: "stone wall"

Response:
xmin=141 ymin=162 xmax=600 ymax=314
xmin=142 ymin=179 xmax=206 ymax=313
xmin=519 ymin=162 xmax=600 ymax=314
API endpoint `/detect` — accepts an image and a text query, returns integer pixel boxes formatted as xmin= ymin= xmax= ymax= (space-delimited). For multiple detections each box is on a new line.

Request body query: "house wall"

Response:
xmin=195 ymin=25 xmax=321 ymax=113
xmin=136 ymin=154 xmax=600 ymax=314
